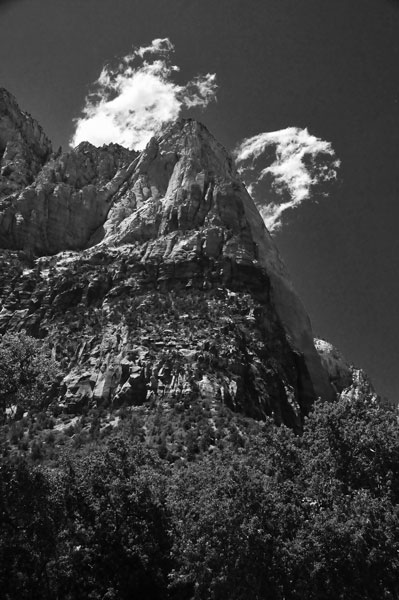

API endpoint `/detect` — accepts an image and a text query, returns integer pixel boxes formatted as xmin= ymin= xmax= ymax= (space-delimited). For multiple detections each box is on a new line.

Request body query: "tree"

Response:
xmin=0 ymin=458 xmax=63 ymax=599
xmin=283 ymin=396 xmax=399 ymax=600
xmin=301 ymin=396 xmax=399 ymax=502
xmin=0 ymin=332 xmax=59 ymax=421
xmin=53 ymin=436 xmax=172 ymax=599
xmin=0 ymin=435 xmax=173 ymax=599
xmin=168 ymin=451 xmax=285 ymax=600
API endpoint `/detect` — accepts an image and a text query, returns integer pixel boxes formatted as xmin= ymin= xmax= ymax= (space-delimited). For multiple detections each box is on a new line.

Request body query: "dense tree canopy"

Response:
xmin=1 ymin=393 xmax=399 ymax=599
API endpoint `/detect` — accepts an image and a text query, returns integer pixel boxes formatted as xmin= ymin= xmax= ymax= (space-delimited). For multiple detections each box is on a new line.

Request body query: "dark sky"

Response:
xmin=1 ymin=0 xmax=399 ymax=400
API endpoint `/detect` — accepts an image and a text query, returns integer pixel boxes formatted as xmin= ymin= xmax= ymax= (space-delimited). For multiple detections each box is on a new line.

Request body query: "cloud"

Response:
xmin=235 ymin=127 xmax=340 ymax=233
xmin=71 ymin=38 xmax=217 ymax=150
xmin=135 ymin=37 xmax=174 ymax=58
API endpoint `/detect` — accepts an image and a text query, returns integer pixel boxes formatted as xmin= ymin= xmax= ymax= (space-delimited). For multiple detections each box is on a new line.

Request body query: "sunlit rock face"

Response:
xmin=94 ymin=119 xmax=333 ymax=406
xmin=0 ymin=88 xmax=52 ymax=199
xmin=0 ymin=92 xmax=334 ymax=430
xmin=0 ymin=130 xmax=137 ymax=253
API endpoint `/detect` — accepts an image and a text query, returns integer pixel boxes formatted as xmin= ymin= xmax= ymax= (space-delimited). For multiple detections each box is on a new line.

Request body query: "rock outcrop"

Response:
xmin=0 ymin=88 xmax=52 ymax=200
xmin=315 ymin=338 xmax=378 ymax=403
xmin=0 ymin=90 xmax=334 ymax=430
xmin=314 ymin=338 xmax=353 ymax=393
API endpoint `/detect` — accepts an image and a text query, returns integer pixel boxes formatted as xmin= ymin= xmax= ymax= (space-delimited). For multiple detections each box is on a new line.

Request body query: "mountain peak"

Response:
xmin=0 ymin=88 xmax=334 ymax=429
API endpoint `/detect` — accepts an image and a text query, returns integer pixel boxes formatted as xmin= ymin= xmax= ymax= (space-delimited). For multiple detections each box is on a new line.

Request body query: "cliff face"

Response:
xmin=0 ymin=91 xmax=334 ymax=430
xmin=0 ymin=111 xmax=137 ymax=254
xmin=0 ymin=88 xmax=52 ymax=200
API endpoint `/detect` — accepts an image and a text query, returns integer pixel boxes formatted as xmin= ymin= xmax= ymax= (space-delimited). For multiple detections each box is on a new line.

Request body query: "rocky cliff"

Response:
xmin=0 ymin=88 xmax=52 ymax=201
xmin=0 ymin=89 xmax=335 ymax=431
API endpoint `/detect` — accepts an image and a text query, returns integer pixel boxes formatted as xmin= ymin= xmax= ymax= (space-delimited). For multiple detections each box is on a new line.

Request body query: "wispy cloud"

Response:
xmin=71 ymin=38 xmax=217 ymax=150
xmin=235 ymin=127 xmax=340 ymax=233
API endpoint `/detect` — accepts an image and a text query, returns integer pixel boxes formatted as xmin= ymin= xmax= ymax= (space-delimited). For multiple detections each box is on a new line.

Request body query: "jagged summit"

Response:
xmin=0 ymin=89 xmax=335 ymax=429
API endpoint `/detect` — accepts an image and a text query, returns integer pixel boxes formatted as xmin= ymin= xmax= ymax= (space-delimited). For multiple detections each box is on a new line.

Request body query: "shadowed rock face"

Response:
xmin=315 ymin=338 xmax=379 ymax=404
xmin=0 ymin=92 xmax=333 ymax=429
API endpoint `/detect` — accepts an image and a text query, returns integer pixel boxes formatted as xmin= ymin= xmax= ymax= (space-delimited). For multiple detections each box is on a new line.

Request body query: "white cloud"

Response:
xmin=235 ymin=127 xmax=340 ymax=233
xmin=71 ymin=38 xmax=217 ymax=150
xmin=135 ymin=37 xmax=174 ymax=58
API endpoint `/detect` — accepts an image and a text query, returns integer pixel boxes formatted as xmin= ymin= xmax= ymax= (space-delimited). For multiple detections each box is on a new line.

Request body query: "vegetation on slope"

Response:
xmin=1 ymin=333 xmax=399 ymax=599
